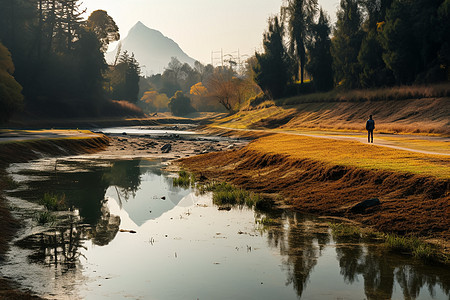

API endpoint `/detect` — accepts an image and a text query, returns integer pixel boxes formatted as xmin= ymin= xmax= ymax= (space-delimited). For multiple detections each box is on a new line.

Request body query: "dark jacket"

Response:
xmin=366 ymin=119 xmax=375 ymax=131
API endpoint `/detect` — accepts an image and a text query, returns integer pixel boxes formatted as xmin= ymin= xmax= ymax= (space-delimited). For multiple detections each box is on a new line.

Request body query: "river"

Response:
xmin=0 ymin=128 xmax=449 ymax=299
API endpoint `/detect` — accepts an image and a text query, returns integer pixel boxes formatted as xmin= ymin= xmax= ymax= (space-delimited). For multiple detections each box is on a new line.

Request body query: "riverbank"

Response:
xmin=178 ymin=133 xmax=450 ymax=253
xmin=0 ymin=130 xmax=110 ymax=299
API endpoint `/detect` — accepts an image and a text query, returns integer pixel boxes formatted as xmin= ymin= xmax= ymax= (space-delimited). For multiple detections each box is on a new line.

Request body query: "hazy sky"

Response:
xmin=81 ymin=0 xmax=340 ymax=65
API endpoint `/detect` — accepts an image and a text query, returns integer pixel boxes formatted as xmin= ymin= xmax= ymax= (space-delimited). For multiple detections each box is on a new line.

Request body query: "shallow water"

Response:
xmin=2 ymin=158 xmax=449 ymax=299
xmin=96 ymin=126 xmax=197 ymax=136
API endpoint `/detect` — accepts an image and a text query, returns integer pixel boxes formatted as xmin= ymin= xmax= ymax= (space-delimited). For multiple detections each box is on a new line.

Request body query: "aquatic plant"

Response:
xmin=256 ymin=217 xmax=279 ymax=226
xmin=384 ymin=234 xmax=447 ymax=263
xmin=172 ymin=170 xmax=195 ymax=188
xmin=39 ymin=193 xmax=66 ymax=211
xmin=199 ymin=181 xmax=265 ymax=209
xmin=35 ymin=211 xmax=56 ymax=225
xmin=329 ymin=222 xmax=362 ymax=239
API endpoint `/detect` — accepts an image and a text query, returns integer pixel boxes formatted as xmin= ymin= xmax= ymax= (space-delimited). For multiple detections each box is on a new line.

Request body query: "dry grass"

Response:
xmin=213 ymin=90 xmax=450 ymax=135
xmin=247 ymin=134 xmax=449 ymax=179
xmin=179 ymin=133 xmax=449 ymax=241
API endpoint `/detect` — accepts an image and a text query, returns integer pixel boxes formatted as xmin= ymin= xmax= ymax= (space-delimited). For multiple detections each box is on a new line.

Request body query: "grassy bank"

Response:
xmin=214 ymin=85 xmax=450 ymax=135
xmin=179 ymin=133 xmax=449 ymax=244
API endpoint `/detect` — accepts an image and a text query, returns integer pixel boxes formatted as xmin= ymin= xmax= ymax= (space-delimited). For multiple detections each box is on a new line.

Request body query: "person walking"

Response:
xmin=366 ymin=115 xmax=375 ymax=143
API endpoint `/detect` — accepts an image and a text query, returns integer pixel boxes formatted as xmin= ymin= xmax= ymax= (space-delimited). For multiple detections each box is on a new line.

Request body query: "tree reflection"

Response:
xmin=103 ymin=160 xmax=142 ymax=205
xmin=261 ymin=211 xmax=449 ymax=300
xmin=262 ymin=211 xmax=330 ymax=298
xmin=16 ymin=216 xmax=86 ymax=268
xmin=334 ymin=236 xmax=449 ymax=299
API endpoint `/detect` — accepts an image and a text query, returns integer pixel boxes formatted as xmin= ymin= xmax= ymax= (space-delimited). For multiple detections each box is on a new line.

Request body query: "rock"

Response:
xmin=161 ymin=143 xmax=172 ymax=153
xmin=350 ymin=198 xmax=380 ymax=213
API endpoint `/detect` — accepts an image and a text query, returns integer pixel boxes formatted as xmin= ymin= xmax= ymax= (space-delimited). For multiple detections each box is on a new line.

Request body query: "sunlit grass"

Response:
xmin=199 ymin=181 xmax=264 ymax=208
xmin=248 ymin=134 xmax=449 ymax=179
xmin=384 ymin=234 xmax=448 ymax=263
xmin=173 ymin=170 xmax=195 ymax=188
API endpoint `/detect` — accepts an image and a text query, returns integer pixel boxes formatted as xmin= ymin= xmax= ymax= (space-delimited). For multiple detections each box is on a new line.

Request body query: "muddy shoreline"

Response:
xmin=0 ymin=127 xmax=249 ymax=298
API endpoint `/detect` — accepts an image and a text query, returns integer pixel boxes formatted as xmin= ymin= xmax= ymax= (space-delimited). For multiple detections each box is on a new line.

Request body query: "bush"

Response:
xmin=168 ymin=91 xmax=196 ymax=116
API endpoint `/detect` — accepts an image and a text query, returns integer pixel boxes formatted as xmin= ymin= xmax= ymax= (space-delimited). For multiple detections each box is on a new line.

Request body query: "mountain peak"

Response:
xmin=107 ymin=22 xmax=196 ymax=74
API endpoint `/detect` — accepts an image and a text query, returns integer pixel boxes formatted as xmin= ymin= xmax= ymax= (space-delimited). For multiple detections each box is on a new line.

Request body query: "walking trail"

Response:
xmin=213 ymin=126 xmax=450 ymax=156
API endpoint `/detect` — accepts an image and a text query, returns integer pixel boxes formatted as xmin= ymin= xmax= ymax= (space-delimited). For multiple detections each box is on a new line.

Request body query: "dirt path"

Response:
xmin=213 ymin=126 xmax=450 ymax=156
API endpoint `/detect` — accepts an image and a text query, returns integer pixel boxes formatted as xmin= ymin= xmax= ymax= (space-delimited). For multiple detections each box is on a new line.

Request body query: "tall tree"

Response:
xmin=282 ymin=0 xmax=318 ymax=84
xmin=332 ymin=0 xmax=364 ymax=89
xmin=109 ymin=51 xmax=141 ymax=102
xmin=86 ymin=9 xmax=120 ymax=53
xmin=382 ymin=0 xmax=446 ymax=84
xmin=253 ymin=16 xmax=292 ymax=99
xmin=358 ymin=0 xmax=394 ymax=87
xmin=306 ymin=8 xmax=334 ymax=91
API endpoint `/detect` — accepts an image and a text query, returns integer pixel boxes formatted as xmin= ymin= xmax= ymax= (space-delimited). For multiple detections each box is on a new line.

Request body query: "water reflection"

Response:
xmin=4 ymin=158 xmax=450 ymax=300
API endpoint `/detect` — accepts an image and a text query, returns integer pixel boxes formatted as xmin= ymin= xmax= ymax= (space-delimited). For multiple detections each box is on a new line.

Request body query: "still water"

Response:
xmin=2 ymin=158 xmax=449 ymax=299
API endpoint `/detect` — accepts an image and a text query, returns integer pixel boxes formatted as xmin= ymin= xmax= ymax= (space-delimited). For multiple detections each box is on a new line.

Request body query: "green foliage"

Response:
xmin=39 ymin=193 xmax=67 ymax=211
xmin=168 ymin=91 xmax=196 ymax=116
xmin=254 ymin=16 xmax=292 ymax=99
xmin=35 ymin=211 xmax=56 ymax=225
xmin=306 ymin=9 xmax=334 ymax=91
xmin=199 ymin=182 xmax=264 ymax=209
xmin=332 ymin=0 xmax=364 ymax=89
xmin=382 ymin=0 xmax=447 ymax=84
xmin=173 ymin=170 xmax=195 ymax=188
xmin=384 ymin=234 xmax=447 ymax=263
xmin=86 ymin=10 xmax=120 ymax=53
xmin=282 ymin=0 xmax=318 ymax=83
xmin=107 ymin=51 xmax=141 ymax=102
xmin=0 ymin=43 xmax=23 ymax=124
xmin=256 ymin=217 xmax=279 ymax=226
xmin=329 ymin=223 xmax=362 ymax=239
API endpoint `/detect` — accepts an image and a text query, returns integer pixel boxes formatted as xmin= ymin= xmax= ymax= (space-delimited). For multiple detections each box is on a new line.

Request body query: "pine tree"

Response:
xmin=253 ymin=16 xmax=292 ymax=99
xmin=332 ymin=0 xmax=364 ymax=89
xmin=306 ymin=8 xmax=333 ymax=91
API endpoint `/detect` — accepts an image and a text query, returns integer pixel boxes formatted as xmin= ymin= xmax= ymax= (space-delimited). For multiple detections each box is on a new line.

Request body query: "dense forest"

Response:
xmin=0 ymin=0 xmax=449 ymax=123
xmin=254 ymin=0 xmax=449 ymax=98
xmin=0 ymin=0 xmax=142 ymax=121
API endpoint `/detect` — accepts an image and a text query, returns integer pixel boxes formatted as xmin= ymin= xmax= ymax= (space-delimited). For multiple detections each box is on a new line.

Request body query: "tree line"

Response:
xmin=253 ymin=0 xmax=449 ymax=98
xmin=0 ymin=0 xmax=144 ymax=122
xmin=137 ymin=57 xmax=260 ymax=116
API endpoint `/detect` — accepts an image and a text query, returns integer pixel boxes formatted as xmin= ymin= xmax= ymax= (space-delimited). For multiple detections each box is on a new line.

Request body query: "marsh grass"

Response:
xmin=199 ymin=181 xmax=264 ymax=208
xmin=330 ymin=222 xmax=448 ymax=264
xmin=329 ymin=223 xmax=363 ymax=239
xmin=35 ymin=211 xmax=56 ymax=225
xmin=39 ymin=193 xmax=66 ymax=211
xmin=384 ymin=234 xmax=447 ymax=263
xmin=173 ymin=170 xmax=195 ymax=188
xmin=256 ymin=217 xmax=279 ymax=226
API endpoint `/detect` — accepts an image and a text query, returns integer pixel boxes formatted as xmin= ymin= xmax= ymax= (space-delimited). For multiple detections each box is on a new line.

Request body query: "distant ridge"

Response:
xmin=107 ymin=21 xmax=196 ymax=74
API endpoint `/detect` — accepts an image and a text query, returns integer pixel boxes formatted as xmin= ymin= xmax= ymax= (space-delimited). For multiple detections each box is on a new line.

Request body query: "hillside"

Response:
xmin=107 ymin=22 xmax=196 ymax=74
xmin=214 ymin=87 xmax=450 ymax=136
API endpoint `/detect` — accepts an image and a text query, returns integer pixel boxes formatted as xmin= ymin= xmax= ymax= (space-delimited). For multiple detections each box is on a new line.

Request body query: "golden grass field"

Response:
xmin=248 ymin=134 xmax=449 ymax=179
xmin=216 ymin=96 xmax=450 ymax=136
